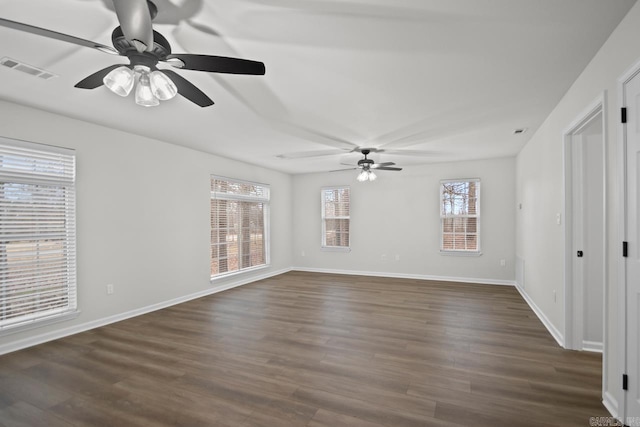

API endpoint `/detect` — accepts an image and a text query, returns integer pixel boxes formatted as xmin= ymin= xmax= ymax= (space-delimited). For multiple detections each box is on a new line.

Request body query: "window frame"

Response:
xmin=321 ymin=186 xmax=351 ymax=252
xmin=0 ymin=137 xmax=78 ymax=335
xmin=439 ymin=178 xmax=481 ymax=256
xmin=210 ymin=175 xmax=271 ymax=280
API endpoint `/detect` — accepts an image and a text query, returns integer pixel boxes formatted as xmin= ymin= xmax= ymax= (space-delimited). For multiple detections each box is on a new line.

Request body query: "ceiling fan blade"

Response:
xmin=340 ymin=162 xmax=359 ymax=167
xmin=161 ymin=70 xmax=214 ymax=107
xmin=371 ymin=162 xmax=395 ymax=168
xmin=330 ymin=168 xmax=357 ymax=172
xmin=166 ymin=54 xmax=266 ymax=75
xmin=112 ymin=0 xmax=154 ymax=52
xmin=380 ymin=149 xmax=436 ymax=156
xmin=74 ymin=64 xmax=126 ymax=89
xmin=375 ymin=167 xmax=403 ymax=171
xmin=0 ymin=18 xmax=118 ymax=55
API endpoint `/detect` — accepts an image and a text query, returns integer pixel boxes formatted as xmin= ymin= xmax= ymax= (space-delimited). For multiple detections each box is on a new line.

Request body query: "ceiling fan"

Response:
xmin=0 ymin=0 xmax=266 ymax=107
xmin=333 ymin=149 xmax=402 ymax=182
xmin=277 ymin=146 xmax=437 ymax=159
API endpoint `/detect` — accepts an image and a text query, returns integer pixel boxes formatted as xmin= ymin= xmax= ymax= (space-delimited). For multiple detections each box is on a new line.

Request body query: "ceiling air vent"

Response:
xmin=0 ymin=57 xmax=57 ymax=80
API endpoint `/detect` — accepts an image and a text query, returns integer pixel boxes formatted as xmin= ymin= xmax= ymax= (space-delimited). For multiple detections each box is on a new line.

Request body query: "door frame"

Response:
xmin=563 ymin=94 xmax=607 ymax=352
xmin=615 ymin=58 xmax=640 ymax=424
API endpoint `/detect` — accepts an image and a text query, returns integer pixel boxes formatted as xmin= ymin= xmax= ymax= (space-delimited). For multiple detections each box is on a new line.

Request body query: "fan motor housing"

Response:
xmin=112 ymin=27 xmax=171 ymax=62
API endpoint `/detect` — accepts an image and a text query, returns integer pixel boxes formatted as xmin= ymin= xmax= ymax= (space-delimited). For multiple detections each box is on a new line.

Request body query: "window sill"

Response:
xmin=210 ymin=264 xmax=270 ymax=282
xmin=440 ymin=250 xmax=483 ymax=257
xmin=0 ymin=310 xmax=80 ymax=337
xmin=321 ymin=246 xmax=351 ymax=253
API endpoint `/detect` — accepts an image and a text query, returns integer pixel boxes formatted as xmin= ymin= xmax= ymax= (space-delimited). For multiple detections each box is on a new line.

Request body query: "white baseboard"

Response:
xmin=292 ymin=267 xmax=516 ymax=287
xmin=0 ymin=267 xmax=292 ymax=355
xmin=602 ymin=391 xmax=619 ymax=419
xmin=582 ymin=340 xmax=603 ymax=353
xmin=514 ymin=283 xmax=564 ymax=347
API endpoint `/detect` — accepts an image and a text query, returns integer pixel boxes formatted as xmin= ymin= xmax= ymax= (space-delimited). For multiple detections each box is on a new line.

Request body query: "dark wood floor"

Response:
xmin=0 ymin=271 xmax=607 ymax=426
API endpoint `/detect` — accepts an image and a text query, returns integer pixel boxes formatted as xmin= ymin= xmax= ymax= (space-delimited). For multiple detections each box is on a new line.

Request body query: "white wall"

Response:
xmin=515 ymin=1 xmax=640 ymax=415
xmin=0 ymin=100 xmax=293 ymax=354
xmin=293 ymin=157 xmax=516 ymax=285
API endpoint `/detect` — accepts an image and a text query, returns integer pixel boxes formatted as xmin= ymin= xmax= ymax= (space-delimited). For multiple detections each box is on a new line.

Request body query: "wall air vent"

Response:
xmin=0 ymin=57 xmax=57 ymax=80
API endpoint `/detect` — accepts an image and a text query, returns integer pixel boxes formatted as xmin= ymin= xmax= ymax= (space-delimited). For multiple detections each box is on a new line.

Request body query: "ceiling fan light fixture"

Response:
xmin=357 ymin=169 xmax=377 ymax=182
xmin=103 ymin=66 xmax=135 ymax=97
xmin=135 ymin=68 xmax=160 ymax=107
xmin=150 ymin=70 xmax=177 ymax=101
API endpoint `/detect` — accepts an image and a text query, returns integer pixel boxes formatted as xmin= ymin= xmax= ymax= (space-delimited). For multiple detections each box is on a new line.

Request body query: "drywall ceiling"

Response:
xmin=0 ymin=0 xmax=635 ymax=174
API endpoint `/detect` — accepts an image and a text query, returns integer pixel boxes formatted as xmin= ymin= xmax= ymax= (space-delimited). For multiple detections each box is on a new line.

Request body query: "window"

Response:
xmin=440 ymin=179 xmax=480 ymax=253
xmin=321 ymin=187 xmax=350 ymax=250
xmin=0 ymin=138 xmax=77 ymax=333
xmin=210 ymin=176 xmax=270 ymax=278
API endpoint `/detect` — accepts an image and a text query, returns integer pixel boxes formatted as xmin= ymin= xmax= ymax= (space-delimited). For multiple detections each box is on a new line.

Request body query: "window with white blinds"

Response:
xmin=0 ymin=138 xmax=77 ymax=332
xmin=440 ymin=179 xmax=480 ymax=253
xmin=210 ymin=176 xmax=270 ymax=278
xmin=322 ymin=187 xmax=350 ymax=250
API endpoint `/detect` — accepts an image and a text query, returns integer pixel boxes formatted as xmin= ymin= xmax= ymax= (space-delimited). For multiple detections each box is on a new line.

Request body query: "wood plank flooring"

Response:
xmin=0 ymin=271 xmax=608 ymax=426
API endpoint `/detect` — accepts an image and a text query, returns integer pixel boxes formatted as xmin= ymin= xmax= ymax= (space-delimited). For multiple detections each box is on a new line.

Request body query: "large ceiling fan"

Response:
xmin=333 ymin=149 xmax=402 ymax=182
xmin=0 ymin=0 xmax=266 ymax=107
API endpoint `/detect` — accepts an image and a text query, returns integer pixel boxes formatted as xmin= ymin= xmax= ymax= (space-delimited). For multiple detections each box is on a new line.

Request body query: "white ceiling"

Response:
xmin=0 ymin=0 xmax=636 ymax=174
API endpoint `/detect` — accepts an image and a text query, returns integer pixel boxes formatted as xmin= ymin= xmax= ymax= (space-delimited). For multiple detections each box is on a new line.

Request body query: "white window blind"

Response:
xmin=0 ymin=139 xmax=77 ymax=332
xmin=440 ymin=179 xmax=480 ymax=253
xmin=322 ymin=187 xmax=350 ymax=249
xmin=210 ymin=176 xmax=270 ymax=278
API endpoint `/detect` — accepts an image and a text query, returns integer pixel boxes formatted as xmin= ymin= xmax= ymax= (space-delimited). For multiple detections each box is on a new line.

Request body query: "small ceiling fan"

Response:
xmin=277 ymin=146 xmax=435 ymax=159
xmin=333 ymin=149 xmax=402 ymax=182
xmin=0 ymin=0 xmax=266 ymax=107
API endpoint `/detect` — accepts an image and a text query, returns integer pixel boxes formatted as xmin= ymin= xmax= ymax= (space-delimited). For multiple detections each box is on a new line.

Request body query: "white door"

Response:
xmin=624 ymin=69 xmax=640 ymax=419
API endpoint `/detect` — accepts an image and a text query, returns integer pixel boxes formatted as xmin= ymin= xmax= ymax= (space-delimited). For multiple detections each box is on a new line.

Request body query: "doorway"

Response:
xmin=563 ymin=98 xmax=606 ymax=353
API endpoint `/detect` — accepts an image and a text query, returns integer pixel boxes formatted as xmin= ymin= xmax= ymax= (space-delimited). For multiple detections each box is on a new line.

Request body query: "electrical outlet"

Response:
xmin=301 ymin=250 xmax=305 ymax=257
xmin=500 ymin=259 xmax=506 ymax=267
xmin=106 ymin=284 xmax=114 ymax=295
xmin=395 ymin=254 xmax=400 ymax=261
